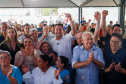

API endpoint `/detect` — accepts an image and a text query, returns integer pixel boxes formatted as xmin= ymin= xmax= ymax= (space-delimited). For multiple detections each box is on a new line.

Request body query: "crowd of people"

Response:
xmin=0 ymin=10 xmax=126 ymax=84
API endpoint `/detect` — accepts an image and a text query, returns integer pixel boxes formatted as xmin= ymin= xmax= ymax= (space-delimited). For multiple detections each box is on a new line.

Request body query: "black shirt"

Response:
xmin=0 ymin=34 xmax=5 ymax=44
xmin=37 ymin=27 xmax=43 ymax=38
xmin=104 ymin=33 xmax=126 ymax=52
xmin=103 ymin=48 xmax=126 ymax=84
xmin=0 ymin=41 xmax=23 ymax=64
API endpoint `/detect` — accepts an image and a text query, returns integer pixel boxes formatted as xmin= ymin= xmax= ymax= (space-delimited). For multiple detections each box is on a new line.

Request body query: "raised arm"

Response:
xmin=93 ymin=12 xmax=101 ymax=44
xmin=102 ymin=10 xmax=108 ymax=37
xmin=65 ymin=13 xmax=76 ymax=36
xmin=35 ymin=34 xmax=47 ymax=49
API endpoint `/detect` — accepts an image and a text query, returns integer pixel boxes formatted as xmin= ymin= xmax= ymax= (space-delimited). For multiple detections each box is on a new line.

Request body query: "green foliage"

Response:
xmin=41 ymin=8 xmax=58 ymax=16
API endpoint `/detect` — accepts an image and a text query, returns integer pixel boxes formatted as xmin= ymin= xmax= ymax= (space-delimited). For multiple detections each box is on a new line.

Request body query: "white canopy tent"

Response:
xmin=0 ymin=0 xmax=119 ymax=8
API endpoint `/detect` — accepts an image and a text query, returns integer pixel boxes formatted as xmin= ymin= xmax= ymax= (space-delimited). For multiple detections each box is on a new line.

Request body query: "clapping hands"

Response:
xmin=22 ymin=64 xmax=29 ymax=73
xmin=87 ymin=51 xmax=94 ymax=65
xmin=7 ymin=67 xmax=13 ymax=78
xmin=55 ymin=68 xmax=61 ymax=80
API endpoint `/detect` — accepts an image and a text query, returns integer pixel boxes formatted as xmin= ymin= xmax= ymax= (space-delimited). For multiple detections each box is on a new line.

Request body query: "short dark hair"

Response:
xmin=40 ymin=54 xmax=53 ymax=65
xmin=90 ymin=28 xmax=95 ymax=34
xmin=111 ymin=33 xmax=122 ymax=41
xmin=51 ymin=24 xmax=55 ymax=28
xmin=59 ymin=56 xmax=69 ymax=67
xmin=112 ymin=24 xmax=122 ymax=30
xmin=49 ymin=51 xmax=57 ymax=56
xmin=24 ymin=23 xmax=30 ymax=27
xmin=23 ymin=35 xmax=33 ymax=42
xmin=55 ymin=23 xmax=63 ymax=28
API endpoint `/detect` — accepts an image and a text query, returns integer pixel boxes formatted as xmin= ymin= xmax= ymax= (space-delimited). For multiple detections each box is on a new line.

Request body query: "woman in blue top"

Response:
xmin=0 ymin=51 xmax=23 ymax=84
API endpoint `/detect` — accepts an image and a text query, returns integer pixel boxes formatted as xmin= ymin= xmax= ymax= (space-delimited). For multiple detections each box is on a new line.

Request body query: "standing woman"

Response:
xmin=14 ymin=36 xmax=41 ymax=72
xmin=0 ymin=51 xmax=23 ymax=84
xmin=22 ymin=54 xmax=63 ymax=84
xmin=0 ymin=27 xmax=23 ymax=64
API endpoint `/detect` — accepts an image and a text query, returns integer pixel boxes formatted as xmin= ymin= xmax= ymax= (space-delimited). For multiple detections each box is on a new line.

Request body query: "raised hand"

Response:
xmin=55 ymin=68 xmax=61 ymax=79
xmin=42 ymin=34 xmax=48 ymax=40
xmin=64 ymin=13 xmax=72 ymax=20
xmin=94 ymin=12 xmax=101 ymax=21
xmin=102 ymin=10 xmax=108 ymax=17
xmin=7 ymin=67 xmax=13 ymax=78
xmin=115 ymin=62 xmax=121 ymax=72
xmin=22 ymin=64 xmax=29 ymax=73
xmin=21 ymin=47 xmax=26 ymax=59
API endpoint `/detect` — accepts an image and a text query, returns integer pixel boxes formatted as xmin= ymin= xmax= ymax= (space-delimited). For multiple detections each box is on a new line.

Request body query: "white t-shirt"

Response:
xmin=23 ymin=67 xmax=63 ymax=84
xmin=50 ymin=32 xmax=74 ymax=64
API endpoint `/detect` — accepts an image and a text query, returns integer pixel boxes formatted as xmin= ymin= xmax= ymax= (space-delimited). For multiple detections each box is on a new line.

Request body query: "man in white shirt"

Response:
xmin=50 ymin=13 xmax=76 ymax=84
xmin=50 ymin=13 xmax=76 ymax=64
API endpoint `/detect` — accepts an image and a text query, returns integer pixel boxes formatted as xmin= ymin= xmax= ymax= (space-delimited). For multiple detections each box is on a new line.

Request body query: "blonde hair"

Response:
xmin=1 ymin=27 xmax=21 ymax=50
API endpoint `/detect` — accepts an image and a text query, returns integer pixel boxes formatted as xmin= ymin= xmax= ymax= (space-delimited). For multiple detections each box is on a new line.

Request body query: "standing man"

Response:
xmin=19 ymin=23 xmax=30 ymax=43
xmin=37 ymin=22 xmax=43 ymax=38
xmin=72 ymin=12 xmax=105 ymax=84
xmin=30 ymin=28 xmax=38 ymax=46
xmin=101 ymin=10 xmax=126 ymax=52
xmin=38 ymin=25 xmax=55 ymax=43
xmin=50 ymin=13 xmax=76 ymax=83
xmin=104 ymin=33 xmax=126 ymax=84
xmin=50 ymin=13 xmax=76 ymax=64
xmin=72 ymin=31 xmax=105 ymax=84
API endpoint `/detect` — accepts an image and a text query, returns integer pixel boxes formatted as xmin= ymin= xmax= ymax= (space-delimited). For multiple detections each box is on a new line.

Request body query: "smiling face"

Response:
xmin=110 ymin=36 xmax=121 ymax=53
xmin=24 ymin=25 xmax=30 ymax=34
xmin=76 ymin=33 xmax=82 ymax=45
xmin=37 ymin=57 xmax=48 ymax=69
xmin=81 ymin=33 xmax=93 ymax=50
xmin=112 ymin=26 xmax=122 ymax=34
xmin=55 ymin=25 xmax=63 ymax=38
xmin=0 ymin=53 xmax=11 ymax=67
xmin=56 ymin=57 xmax=63 ymax=68
xmin=23 ymin=38 xmax=33 ymax=49
xmin=31 ymin=30 xmax=38 ymax=40
xmin=40 ymin=43 xmax=49 ymax=54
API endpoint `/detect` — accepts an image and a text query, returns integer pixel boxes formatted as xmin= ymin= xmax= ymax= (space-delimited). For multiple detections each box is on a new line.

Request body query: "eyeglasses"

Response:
xmin=110 ymin=40 xmax=120 ymax=44
xmin=0 ymin=56 xmax=8 ymax=59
